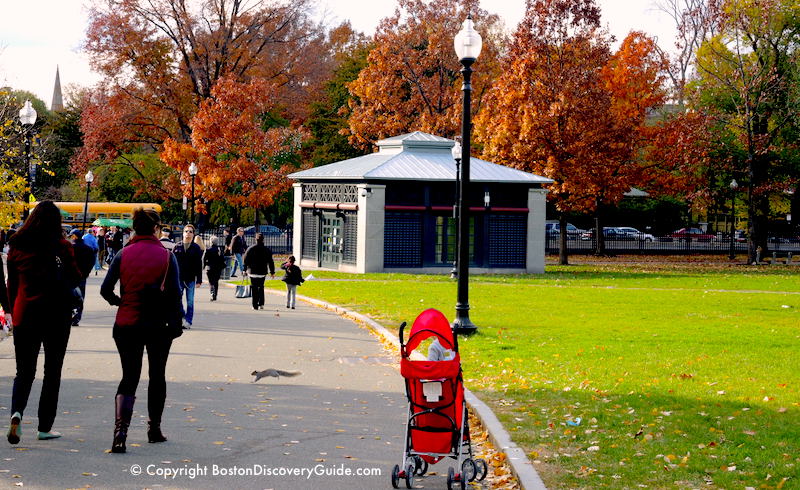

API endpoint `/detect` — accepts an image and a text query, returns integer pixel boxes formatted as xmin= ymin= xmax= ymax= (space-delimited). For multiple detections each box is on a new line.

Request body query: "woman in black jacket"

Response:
xmin=280 ymin=256 xmax=304 ymax=309
xmin=203 ymin=237 xmax=226 ymax=301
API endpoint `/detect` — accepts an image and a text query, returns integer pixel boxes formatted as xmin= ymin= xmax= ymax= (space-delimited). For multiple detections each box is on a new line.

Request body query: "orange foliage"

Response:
xmin=162 ymin=77 xmax=309 ymax=210
xmin=475 ymin=0 xmax=666 ymax=215
xmin=346 ymin=0 xmax=504 ymax=149
xmin=76 ymin=0 xmax=328 ymax=201
xmin=642 ymin=111 xmax=715 ymax=202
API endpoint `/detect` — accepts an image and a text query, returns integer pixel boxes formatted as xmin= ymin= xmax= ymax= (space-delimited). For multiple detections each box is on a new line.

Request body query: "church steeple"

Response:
xmin=51 ymin=66 xmax=64 ymax=112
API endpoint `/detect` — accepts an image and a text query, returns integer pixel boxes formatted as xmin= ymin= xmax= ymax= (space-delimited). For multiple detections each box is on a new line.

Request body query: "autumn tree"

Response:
xmin=77 ymin=0 xmax=331 ymax=215
xmin=162 ymin=77 xmax=308 ymax=217
xmin=692 ymin=0 xmax=800 ymax=261
xmin=475 ymin=0 xmax=666 ymax=261
xmin=346 ymin=0 xmax=505 ymax=149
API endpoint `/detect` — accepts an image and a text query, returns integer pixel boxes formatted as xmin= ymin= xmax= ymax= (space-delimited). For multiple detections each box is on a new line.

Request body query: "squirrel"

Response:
xmin=251 ymin=369 xmax=302 ymax=382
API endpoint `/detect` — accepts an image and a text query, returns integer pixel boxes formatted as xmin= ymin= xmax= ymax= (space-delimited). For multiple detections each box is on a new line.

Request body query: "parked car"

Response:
xmin=615 ymin=226 xmax=655 ymax=242
xmin=670 ymin=227 xmax=716 ymax=241
xmin=580 ymin=227 xmax=624 ymax=240
xmin=545 ymin=221 xmax=585 ymax=240
xmin=243 ymin=225 xmax=283 ymax=236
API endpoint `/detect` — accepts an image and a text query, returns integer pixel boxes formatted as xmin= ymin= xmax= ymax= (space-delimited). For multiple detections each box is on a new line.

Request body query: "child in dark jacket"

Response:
xmin=280 ymin=256 xmax=304 ymax=309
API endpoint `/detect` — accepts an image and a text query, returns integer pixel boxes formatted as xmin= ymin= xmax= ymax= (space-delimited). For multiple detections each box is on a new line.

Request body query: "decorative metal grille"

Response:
xmin=342 ymin=211 xmax=358 ymax=264
xmin=302 ymin=209 xmax=318 ymax=260
xmin=488 ymin=215 xmax=526 ymax=268
xmin=302 ymin=184 xmax=358 ymax=203
xmin=384 ymin=213 xmax=423 ymax=267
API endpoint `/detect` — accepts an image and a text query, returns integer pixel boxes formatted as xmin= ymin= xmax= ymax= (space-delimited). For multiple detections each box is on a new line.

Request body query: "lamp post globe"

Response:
xmin=19 ymin=100 xmax=37 ymax=126
xmin=19 ymin=100 xmax=38 ymax=220
xmin=452 ymin=15 xmax=481 ymax=336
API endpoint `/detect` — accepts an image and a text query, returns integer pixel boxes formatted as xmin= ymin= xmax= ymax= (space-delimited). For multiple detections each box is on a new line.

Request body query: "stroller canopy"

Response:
xmin=404 ymin=309 xmax=456 ymax=355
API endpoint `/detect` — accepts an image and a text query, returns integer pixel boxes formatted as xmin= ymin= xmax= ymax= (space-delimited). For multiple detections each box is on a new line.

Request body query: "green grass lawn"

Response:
xmin=263 ymin=262 xmax=800 ymax=488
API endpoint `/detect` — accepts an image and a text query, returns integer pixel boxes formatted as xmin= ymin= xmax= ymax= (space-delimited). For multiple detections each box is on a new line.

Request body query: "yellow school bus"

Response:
xmin=33 ymin=202 xmax=163 ymax=227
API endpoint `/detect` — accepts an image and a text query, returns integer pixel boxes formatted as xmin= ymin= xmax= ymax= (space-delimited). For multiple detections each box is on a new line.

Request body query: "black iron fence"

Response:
xmin=546 ymin=234 xmax=800 ymax=256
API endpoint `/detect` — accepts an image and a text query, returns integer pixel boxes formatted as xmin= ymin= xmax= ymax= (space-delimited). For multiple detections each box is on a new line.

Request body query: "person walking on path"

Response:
xmin=159 ymin=227 xmax=175 ymax=251
xmin=100 ymin=208 xmax=183 ymax=453
xmin=229 ymin=227 xmax=247 ymax=278
xmin=203 ymin=236 xmax=226 ymax=301
xmin=172 ymin=224 xmax=203 ymax=328
xmin=5 ymin=201 xmax=81 ymax=444
xmin=280 ymin=255 xmax=304 ymax=309
xmin=81 ymin=228 xmax=100 ymax=275
xmin=243 ymin=233 xmax=274 ymax=310
xmin=95 ymin=227 xmax=107 ymax=271
xmin=107 ymin=226 xmax=124 ymax=263
xmin=68 ymin=229 xmax=96 ymax=326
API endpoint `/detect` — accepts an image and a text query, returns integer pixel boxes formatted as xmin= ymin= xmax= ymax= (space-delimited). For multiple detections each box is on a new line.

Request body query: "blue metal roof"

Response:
xmin=289 ymin=131 xmax=553 ymax=184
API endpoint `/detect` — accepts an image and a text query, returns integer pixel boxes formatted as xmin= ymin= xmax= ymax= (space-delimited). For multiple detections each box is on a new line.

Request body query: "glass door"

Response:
xmin=320 ymin=212 xmax=343 ymax=269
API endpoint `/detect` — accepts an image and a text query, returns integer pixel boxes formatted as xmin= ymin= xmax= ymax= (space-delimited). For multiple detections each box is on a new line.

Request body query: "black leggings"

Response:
xmin=113 ymin=328 xmax=173 ymax=423
xmin=250 ymin=276 xmax=265 ymax=308
xmin=12 ymin=324 xmax=71 ymax=432
xmin=207 ymin=270 xmax=221 ymax=298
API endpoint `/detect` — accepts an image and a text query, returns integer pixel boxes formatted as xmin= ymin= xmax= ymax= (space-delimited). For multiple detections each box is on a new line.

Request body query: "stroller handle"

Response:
xmin=398 ymin=321 xmax=407 ymax=347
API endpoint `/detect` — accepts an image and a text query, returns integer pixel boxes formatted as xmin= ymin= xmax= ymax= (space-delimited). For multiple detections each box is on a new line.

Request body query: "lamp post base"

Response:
xmin=452 ymin=309 xmax=477 ymax=335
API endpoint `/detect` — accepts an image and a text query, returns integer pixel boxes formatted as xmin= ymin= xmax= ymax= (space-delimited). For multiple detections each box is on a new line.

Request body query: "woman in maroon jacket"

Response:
xmin=100 ymin=208 xmax=182 ymax=453
xmin=5 ymin=201 xmax=81 ymax=445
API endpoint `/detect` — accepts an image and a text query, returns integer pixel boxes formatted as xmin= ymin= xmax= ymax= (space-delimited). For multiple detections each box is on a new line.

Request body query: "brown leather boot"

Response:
xmin=111 ymin=394 xmax=135 ymax=453
xmin=147 ymin=421 xmax=167 ymax=443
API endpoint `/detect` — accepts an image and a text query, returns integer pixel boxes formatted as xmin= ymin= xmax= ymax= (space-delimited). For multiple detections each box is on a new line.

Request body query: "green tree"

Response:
xmin=693 ymin=0 xmax=800 ymax=261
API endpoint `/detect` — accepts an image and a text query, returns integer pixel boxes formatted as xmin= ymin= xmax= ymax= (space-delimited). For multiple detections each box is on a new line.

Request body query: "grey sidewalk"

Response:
xmin=0 ymin=273 xmax=423 ymax=489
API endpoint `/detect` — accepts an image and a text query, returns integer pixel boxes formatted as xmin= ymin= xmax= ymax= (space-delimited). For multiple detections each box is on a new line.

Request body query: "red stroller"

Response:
xmin=390 ymin=309 xmax=487 ymax=489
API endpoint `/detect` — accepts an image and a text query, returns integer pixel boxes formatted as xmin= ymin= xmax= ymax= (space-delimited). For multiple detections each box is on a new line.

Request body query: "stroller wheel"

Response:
xmin=461 ymin=458 xmax=477 ymax=482
xmin=446 ymin=467 xmax=455 ymax=489
xmin=391 ymin=464 xmax=400 ymax=488
xmin=413 ymin=455 xmax=428 ymax=476
xmin=474 ymin=458 xmax=488 ymax=481
xmin=404 ymin=463 xmax=414 ymax=489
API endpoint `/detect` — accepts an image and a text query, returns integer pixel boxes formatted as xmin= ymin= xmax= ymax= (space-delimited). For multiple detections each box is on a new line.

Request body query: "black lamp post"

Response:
xmin=82 ymin=170 xmax=94 ymax=233
xmin=189 ymin=162 xmax=198 ymax=225
xmin=729 ymin=178 xmax=738 ymax=260
xmin=18 ymin=100 xmax=37 ymax=220
xmin=450 ymin=141 xmax=462 ymax=279
xmin=452 ymin=15 xmax=482 ymax=335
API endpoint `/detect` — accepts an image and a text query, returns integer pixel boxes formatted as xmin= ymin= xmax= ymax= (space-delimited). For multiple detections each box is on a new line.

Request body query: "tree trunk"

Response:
xmin=558 ymin=213 xmax=569 ymax=265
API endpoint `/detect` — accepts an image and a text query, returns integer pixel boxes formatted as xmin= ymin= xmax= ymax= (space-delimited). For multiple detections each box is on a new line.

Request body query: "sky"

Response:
xmin=0 ymin=0 xmax=677 ymax=109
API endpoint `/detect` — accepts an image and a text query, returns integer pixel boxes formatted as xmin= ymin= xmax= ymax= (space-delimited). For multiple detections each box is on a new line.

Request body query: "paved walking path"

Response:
xmin=0 ymin=273 xmax=425 ymax=489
